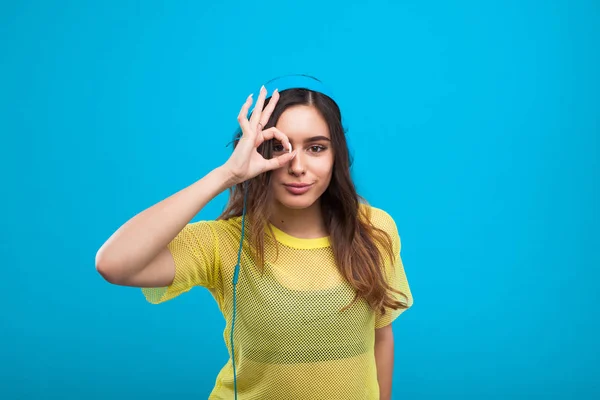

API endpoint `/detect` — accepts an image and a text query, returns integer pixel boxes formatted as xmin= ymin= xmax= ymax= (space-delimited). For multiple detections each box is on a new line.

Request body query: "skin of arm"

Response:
xmin=95 ymin=166 xmax=236 ymax=282
xmin=374 ymin=324 xmax=394 ymax=400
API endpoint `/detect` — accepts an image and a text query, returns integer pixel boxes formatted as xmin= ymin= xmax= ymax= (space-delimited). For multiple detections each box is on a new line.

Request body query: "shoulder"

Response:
xmin=359 ymin=202 xmax=401 ymax=252
xmin=359 ymin=203 xmax=398 ymax=234
xmin=183 ymin=217 xmax=243 ymax=238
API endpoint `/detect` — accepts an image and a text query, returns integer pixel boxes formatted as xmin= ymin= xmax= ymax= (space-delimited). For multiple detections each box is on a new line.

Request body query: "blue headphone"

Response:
xmin=247 ymin=74 xmax=337 ymax=115
xmin=230 ymin=74 xmax=340 ymax=399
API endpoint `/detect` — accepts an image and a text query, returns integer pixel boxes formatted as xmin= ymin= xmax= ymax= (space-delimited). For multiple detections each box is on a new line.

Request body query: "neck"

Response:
xmin=269 ymin=200 xmax=328 ymax=239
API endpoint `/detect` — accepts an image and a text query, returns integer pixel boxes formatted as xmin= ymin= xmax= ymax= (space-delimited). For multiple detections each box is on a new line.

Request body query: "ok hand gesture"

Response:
xmin=223 ymin=86 xmax=297 ymax=184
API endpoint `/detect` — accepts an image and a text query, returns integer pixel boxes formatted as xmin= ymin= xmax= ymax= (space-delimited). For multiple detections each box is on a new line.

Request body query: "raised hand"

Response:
xmin=223 ymin=86 xmax=297 ymax=184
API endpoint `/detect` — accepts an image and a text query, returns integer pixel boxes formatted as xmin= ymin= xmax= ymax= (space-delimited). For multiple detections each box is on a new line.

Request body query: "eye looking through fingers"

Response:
xmin=272 ymin=141 xmax=285 ymax=153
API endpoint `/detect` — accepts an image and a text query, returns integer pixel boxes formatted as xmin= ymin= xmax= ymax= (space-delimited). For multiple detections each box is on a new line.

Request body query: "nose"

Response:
xmin=288 ymin=148 xmax=305 ymax=176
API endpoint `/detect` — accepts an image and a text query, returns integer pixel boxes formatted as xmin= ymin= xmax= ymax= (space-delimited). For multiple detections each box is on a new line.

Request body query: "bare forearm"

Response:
xmin=375 ymin=328 xmax=394 ymax=400
xmin=95 ymin=165 xmax=236 ymax=278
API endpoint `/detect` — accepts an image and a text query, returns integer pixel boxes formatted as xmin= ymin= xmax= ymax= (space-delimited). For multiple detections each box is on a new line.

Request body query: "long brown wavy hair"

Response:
xmin=218 ymin=85 xmax=409 ymax=316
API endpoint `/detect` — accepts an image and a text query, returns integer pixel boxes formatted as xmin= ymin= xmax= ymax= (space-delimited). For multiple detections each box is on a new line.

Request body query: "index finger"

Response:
xmin=237 ymin=93 xmax=254 ymax=136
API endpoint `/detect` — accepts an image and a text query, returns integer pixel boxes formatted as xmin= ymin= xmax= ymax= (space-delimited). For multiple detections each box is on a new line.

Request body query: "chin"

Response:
xmin=275 ymin=196 xmax=318 ymax=210
xmin=274 ymin=188 xmax=322 ymax=210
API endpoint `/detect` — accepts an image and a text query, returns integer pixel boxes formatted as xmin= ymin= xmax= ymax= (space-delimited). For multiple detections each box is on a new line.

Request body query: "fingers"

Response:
xmin=258 ymin=89 xmax=279 ymax=130
xmin=237 ymin=94 xmax=254 ymax=136
xmin=266 ymin=149 xmax=298 ymax=171
xmin=249 ymin=85 xmax=267 ymax=129
xmin=255 ymin=127 xmax=292 ymax=153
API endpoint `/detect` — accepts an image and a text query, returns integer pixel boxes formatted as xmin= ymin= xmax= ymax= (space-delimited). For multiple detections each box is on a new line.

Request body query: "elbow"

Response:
xmin=96 ymin=260 xmax=118 ymax=284
xmin=96 ymin=263 xmax=115 ymax=284
xmin=95 ymin=251 xmax=123 ymax=284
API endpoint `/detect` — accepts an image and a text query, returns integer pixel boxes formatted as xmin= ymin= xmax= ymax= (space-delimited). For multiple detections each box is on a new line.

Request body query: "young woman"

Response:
xmin=96 ymin=75 xmax=414 ymax=400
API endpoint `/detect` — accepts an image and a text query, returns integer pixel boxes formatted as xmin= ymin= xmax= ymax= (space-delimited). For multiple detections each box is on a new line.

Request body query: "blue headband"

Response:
xmin=247 ymin=74 xmax=338 ymax=115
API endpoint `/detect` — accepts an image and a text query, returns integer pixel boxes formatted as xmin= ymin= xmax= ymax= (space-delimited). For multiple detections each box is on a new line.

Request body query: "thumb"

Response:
xmin=266 ymin=149 xmax=297 ymax=171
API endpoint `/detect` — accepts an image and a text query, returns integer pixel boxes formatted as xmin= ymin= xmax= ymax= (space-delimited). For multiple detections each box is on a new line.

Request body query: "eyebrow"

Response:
xmin=274 ymin=136 xmax=331 ymax=144
xmin=304 ymin=136 xmax=331 ymax=143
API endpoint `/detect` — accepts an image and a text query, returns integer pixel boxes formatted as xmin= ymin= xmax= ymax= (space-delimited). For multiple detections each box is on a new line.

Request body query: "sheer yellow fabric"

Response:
xmin=141 ymin=204 xmax=413 ymax=399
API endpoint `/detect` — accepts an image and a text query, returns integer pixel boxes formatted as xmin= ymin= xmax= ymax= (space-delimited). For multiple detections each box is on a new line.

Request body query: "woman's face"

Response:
xmin=270 ymin=105 xmax=334 ymax=210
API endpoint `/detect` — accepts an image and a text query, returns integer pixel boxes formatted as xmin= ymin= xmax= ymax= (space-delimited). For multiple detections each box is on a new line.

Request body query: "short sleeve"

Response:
xmin=141 ymin=221 xmax=221 ymax=304
xmin=374 ymin=212 xmax=414 ymax=329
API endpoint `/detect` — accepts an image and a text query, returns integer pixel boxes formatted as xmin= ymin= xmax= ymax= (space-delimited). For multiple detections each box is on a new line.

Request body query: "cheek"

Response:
xmin=317 ymin=157 xmax=334 ymax=177
xmin=269 ymin=169 xmax=282 ymax=187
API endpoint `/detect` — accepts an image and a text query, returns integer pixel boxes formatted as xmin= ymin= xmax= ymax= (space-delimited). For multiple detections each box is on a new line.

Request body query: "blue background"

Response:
xmin=1 ymin=0 xmax=598 ymax=398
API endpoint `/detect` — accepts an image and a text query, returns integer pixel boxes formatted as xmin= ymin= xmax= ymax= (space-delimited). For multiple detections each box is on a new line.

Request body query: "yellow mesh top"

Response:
xmin=141 ymin=204 xmax=413 ymax=399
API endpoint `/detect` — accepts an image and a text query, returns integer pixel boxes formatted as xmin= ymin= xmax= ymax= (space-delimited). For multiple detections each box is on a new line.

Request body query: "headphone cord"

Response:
xmin=231 ymin=180 xmax=249 ymax=400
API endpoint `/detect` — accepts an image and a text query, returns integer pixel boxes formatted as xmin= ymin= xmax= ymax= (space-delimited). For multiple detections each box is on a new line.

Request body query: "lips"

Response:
xmin=283 ymin=183 xmax=313 ymax=195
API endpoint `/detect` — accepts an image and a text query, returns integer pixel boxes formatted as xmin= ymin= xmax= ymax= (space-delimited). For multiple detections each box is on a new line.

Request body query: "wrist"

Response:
xmin=216 ymin=165 xmax=240 ymax=189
